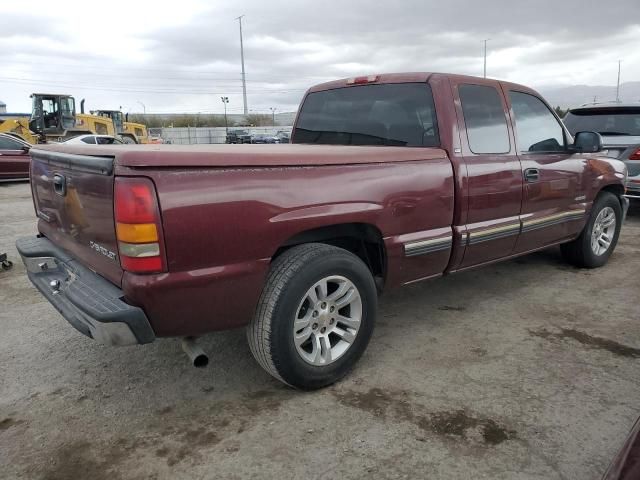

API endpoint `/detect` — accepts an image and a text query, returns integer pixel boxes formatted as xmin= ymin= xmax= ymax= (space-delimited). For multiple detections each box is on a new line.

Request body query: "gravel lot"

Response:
xmin=1 ymin=181 xmax=639 ymax=480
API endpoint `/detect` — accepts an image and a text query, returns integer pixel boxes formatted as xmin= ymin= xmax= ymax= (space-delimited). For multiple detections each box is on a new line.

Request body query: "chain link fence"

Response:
xmin=149 ymin=126 xmax=293 ymax=144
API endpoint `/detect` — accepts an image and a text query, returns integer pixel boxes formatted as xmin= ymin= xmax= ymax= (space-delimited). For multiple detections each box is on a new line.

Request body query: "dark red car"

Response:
xmin=0 ymin=133 xmax=31 ymax=181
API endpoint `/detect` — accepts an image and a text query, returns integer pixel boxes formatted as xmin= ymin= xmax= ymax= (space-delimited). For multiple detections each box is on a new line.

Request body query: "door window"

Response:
xmin=459 ymin=84 xmax=510 ymax=154
xmin=0 ymin=136 xmax=22 ymax=150
xmin=509 ymin=91 xmax=565 ymax=152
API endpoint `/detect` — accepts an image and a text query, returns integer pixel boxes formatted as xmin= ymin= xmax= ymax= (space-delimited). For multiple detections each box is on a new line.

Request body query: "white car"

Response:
xmin=63 ymin=135 xmax=123 ymax=145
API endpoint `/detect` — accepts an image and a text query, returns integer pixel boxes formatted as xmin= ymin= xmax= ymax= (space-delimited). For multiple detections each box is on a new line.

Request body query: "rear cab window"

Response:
xmin=293 ymin=83 xmax=439 ymax=147
xmin=458 ymin=84 xmax=510 ymax=154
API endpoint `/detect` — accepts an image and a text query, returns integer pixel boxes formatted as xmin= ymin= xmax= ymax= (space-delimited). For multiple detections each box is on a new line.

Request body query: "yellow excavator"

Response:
xmin=28 ymin=93 xmax=115 ymax=143
xmin=2 ymin=94 xmax=150 ymax=144
xmin=0 ymin=115 xmax=39 ymax=144
xmin=91 ymin=108 xmax=149 ymax=143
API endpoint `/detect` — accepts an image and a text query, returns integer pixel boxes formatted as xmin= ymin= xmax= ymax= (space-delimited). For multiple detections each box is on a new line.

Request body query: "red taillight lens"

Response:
xmin=629 ymin=148 xmax=640 ymax=160
xmin=114 ymin=177 xmax=166 ymax=274
xmin=347 ymin=75 xmax=379 ymax=85
xmin=115 ymin=182 xmax=157 ymax=223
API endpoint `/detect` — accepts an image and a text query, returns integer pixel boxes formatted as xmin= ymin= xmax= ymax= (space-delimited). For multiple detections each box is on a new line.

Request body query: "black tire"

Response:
xmin=247 ymin=243 xmax=377 ymax=390
xmin=560 ymin=192 xmax=622 ymax=268
xmin=121 ymin=136 xmax=137 ymax=144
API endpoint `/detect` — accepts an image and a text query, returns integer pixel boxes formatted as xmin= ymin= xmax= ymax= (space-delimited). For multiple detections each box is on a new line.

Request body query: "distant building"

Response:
xmin=0 ymin=101 xmax=6 ymax=114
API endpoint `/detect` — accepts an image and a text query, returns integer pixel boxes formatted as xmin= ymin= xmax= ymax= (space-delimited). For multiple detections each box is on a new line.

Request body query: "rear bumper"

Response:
xmin=16 ymin=236 xmax=155 ymax=346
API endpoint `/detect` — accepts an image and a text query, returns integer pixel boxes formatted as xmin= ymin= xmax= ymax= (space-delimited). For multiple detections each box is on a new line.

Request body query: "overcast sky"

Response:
xmin=1 ymin=0 xmax=639 ymax=115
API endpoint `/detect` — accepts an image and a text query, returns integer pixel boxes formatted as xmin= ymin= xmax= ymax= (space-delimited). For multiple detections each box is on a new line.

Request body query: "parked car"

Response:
xmin=63 ymin=135 xmax=123 ymax=145
xmin=275 ymin=131 xmax=291 ymax=143
xmin=0 ymin=133 xmax=31 ymax=181
xmin=250 ymin=133 xmax=280 ymax=144
xmin=226 ymin=129 xmax=251 ymax=144
xmin=564 ymin=103 xmax=640 ymax=198
xmin=603 ymin=416 xmax=640 ymax=480
xmin=16 ymin=72 xmax=628 ymax=390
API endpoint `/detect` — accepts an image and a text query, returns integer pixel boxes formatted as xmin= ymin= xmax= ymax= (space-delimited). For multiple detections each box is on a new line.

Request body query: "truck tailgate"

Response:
xmin=30 ymin=149 xmax=123 ymax=286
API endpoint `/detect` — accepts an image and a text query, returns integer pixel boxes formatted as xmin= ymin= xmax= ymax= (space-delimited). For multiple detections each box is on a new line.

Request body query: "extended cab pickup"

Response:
xmin=17 ymin=73 xmax=629 ymax=389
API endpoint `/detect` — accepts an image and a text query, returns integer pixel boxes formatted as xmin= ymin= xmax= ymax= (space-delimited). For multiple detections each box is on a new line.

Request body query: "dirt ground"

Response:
xmin=1 ymin=181 xmax=639 ymax=480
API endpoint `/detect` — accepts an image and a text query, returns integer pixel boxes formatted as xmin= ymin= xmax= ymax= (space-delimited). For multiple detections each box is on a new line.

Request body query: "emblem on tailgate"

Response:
xmin=89 ymin=241 xmax=117 ymax=261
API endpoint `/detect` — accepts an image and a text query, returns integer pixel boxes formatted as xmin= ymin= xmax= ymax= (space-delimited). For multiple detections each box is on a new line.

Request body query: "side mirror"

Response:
xmin=573 ymin=131 xmax=603 ymax=153
xmin=21 ymin=145 xmax=31 ymax=153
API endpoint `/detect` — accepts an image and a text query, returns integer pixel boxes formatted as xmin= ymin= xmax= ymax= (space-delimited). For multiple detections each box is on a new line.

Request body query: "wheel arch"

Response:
xmin=599 ymin=183 xmax=626 ymax=208
xmin=273 ymin=223 xmax=387 ymax=289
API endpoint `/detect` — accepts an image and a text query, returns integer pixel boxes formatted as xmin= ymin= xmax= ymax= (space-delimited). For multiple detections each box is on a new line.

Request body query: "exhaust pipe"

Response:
xmin=80 ymin=99 xmax=85 ymax=114
xmin=181 ymin=337 xmax=209 ymax=368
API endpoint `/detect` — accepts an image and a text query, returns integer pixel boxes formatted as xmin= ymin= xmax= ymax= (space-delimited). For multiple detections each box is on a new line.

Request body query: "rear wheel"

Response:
xmin=247 ymin=243 xmax=377 ymax=389
xmin=560 ymin=192 xmax=622 ymax=268
xmin=121 ymin=136 xmax=137 ymax=144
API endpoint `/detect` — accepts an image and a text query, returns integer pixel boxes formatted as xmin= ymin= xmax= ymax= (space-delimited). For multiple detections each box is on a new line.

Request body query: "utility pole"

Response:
xmin=221 ymin=96 xmax=229 ymax=135
xmin=483 ymin=39 xmax=490 ymax=78
xmin=236 ymin=15 xmax=248 ymax=115
xmin=270 ymin=107 xmax=276 ymax=126
xmin=616 ymin=60 xmax=621 ymax=103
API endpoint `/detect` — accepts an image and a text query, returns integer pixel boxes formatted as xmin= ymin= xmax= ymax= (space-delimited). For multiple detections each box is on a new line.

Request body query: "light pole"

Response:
xmin=137 ymin=101 xmax=146 ymax=114
xmin=616 ymin=60 xmax=622 ymax=103
xmin=236 ymin=15 xmax=248 ymax=115
xmin=269 ymin=107 xmax=277 ymax=126
xmin=483 ymin=39 xmax=491 ymax=78
xmin=221 ymin=96 xmax=229 ymax=135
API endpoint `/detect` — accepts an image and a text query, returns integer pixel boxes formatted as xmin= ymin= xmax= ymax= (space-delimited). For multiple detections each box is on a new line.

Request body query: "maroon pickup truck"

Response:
xmin=17 ymin=73 xmax=628 ymax=389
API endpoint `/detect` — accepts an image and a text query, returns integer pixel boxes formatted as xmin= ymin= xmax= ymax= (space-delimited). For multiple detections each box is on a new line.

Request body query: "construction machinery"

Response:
xmin=3 ymin=95 xmax=149 ymax=144
xmin=92 ymin=109 xmax=149 ymax=143
xmin=0 ymin=115 xmax=39 ymax=144
xmin=29 ymin=94 xmax=115 ymax=142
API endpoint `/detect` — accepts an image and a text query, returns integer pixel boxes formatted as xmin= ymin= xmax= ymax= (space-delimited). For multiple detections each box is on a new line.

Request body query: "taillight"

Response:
xmin=629 ymin=148 xmax=640 ymax=160
xmin=114 ymin=177 xmax=166 ymax=274
xmin=347 ymin=75 xmax=378 ymax=85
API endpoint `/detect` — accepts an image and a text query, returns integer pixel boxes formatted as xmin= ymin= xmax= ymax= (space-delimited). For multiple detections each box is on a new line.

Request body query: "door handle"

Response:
xmin=524 ymin=168 xmax=539 ymax=183
xmin=53 ymin=174 xmax=67 ymax=196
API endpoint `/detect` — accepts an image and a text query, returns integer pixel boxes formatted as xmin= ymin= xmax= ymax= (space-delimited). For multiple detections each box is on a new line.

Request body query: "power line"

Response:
xmin=0 ymin=76 xmax=307 ymax=95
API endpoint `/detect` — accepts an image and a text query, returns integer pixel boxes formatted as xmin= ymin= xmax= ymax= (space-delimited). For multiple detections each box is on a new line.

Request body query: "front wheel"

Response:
xmin=247 ymin=243 xmax=377 ymax=389
xmin=561 ymin=192 xmax=622 ymax=268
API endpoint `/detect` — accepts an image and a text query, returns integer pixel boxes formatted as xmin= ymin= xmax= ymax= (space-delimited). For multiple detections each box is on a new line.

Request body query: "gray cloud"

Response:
xmin=1 ymin=1 xmax=639 ymax=113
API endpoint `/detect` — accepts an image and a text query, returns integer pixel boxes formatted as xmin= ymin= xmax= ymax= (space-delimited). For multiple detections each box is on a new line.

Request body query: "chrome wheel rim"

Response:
xmin=591 ymin=206 xmax=616 ymax=256
xmin=293 ymin=275 xmax=362 ymax=366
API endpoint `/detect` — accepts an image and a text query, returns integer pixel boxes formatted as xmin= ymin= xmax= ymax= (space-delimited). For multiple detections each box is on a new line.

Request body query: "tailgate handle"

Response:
xmin=53 ymin=174 xmax=67 ymax=196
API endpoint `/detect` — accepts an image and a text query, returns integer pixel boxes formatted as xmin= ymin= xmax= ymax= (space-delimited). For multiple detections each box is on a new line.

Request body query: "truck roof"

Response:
xmin=33 ymin=143 xmax=447 ymax=168
xmin=307 ymin=72 xmax=537 ymax=95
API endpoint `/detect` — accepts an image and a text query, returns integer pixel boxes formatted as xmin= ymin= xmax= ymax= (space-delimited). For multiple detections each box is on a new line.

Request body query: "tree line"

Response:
xmin=127 ymin=113 xmax=274 ymax=128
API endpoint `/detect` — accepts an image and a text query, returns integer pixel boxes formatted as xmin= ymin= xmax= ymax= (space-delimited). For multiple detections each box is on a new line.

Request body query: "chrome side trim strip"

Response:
xmin=467 ymin=223 xmax=521 ymax=245
xmin=521 ymin=209 xmax=585 ymax=232
xmin=404 ymin=236 xmax=452 ymax=257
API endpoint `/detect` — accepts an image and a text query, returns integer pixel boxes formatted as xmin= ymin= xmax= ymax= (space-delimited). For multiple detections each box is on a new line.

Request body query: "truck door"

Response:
xmin=451 ymin=80 xmax=523 ymax=269
xmin=504 ymin=88 xmax=585 ymax=254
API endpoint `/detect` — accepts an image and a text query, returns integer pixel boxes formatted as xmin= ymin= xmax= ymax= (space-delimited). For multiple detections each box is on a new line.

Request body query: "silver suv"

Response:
xmin=564 ymin=103 xmax=640 ymax=198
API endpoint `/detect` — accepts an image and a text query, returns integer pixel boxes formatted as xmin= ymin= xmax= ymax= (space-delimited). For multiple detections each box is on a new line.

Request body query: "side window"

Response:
xmin=0 ymin=136 xmax=21 ymax=150
xmin=509 ymin=91 xmax=565 ymax=152
xmin=81 ymin=137 xmax=96 ymax=144
xmin=458 ymin=84 xmax=510 ymax=154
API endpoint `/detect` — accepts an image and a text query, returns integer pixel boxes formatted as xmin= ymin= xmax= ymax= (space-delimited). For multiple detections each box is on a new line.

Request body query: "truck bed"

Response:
xmin=34 ymin=143 xmax=448 ymax=168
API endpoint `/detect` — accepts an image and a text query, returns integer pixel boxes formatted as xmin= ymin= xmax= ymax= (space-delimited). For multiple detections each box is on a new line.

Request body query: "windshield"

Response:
xmin=293 ymin=83 xmax=439 ymax=147
xmin=564 ymin=107 xmax=640 ymax=136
